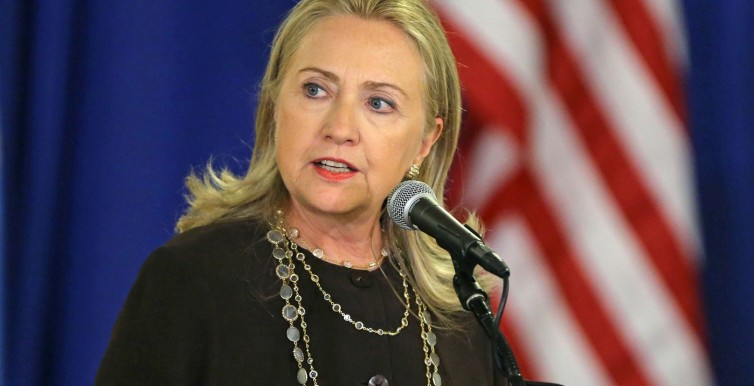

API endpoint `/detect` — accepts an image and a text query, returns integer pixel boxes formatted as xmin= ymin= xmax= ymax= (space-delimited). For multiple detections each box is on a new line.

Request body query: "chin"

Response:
xmin=311 ymin=199 xmax=372 ymax=217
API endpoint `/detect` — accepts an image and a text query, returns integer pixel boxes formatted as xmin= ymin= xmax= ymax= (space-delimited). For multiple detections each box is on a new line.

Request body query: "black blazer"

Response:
xmin=96 ymin=220 xmax=506 ymax=385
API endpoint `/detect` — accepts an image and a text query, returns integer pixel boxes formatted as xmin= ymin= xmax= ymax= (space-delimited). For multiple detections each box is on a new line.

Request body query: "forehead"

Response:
xmin=287 ymin=14 xmax=424 ymax=90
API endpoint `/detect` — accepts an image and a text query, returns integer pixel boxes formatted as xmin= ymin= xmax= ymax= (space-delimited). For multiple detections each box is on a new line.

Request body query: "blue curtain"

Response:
xmin=1 ymin=0 xmax=753 ymax=385
xmin=684 ymin=0 xmax=754 ymax=384
xmin=1 ymin=1 xmax=295 ymax=384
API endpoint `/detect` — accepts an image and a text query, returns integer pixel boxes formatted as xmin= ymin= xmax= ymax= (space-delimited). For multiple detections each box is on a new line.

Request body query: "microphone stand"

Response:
xmin=450 ymin=228 xmax=563 ymax=386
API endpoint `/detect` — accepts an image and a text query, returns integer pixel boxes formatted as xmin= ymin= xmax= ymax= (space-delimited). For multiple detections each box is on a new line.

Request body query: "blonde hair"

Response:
xmin=177 ymin=0 xmax=485 ymax=323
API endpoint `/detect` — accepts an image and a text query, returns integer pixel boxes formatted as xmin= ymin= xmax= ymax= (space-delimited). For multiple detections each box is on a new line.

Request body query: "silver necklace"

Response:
xmin=266 ymin=215 xmax=442 ymax=386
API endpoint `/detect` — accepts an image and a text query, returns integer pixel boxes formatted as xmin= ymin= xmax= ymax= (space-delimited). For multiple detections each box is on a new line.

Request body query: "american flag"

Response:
xmin=433 ymin=1 xmax=713 ymax=385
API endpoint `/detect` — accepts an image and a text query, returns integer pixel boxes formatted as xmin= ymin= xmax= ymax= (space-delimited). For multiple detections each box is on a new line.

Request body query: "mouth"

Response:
xmin=313 ymin=158 xmax=357 ymax=173
xmin=312 ymin=158 xmax=358 ymax=181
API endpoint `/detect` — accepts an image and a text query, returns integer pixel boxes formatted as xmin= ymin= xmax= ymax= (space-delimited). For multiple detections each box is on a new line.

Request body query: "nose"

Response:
xmin=323 ymin=97 xmax=359 ymax=145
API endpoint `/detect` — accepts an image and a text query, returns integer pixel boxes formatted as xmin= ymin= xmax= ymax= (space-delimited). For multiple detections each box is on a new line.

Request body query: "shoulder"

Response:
xmin=162 ymin=219 xmax=270 ymax=263
xmin=97 ymin=219 xmax=275 ymax=385
xmin=165 ymin=218 xmax=269 ymax=256
xmin=141 ymin=219 xmax=275 ymax=287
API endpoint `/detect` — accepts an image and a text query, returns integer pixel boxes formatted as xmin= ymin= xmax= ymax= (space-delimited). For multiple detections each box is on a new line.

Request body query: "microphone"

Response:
xmin=386 ymin=180 xmax=509 ymax=278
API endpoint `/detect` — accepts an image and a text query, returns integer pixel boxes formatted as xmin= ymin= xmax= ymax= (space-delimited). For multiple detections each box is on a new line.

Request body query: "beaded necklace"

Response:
xmin=266 ymin=212 xmax=442 ymax=386
xmin=288 ymin=226 xmax=387 ymax=271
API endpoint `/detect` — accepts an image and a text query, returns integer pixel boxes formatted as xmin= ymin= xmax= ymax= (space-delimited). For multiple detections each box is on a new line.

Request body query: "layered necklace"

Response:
xmin=266 ymin=211 xmax=442 ymax=386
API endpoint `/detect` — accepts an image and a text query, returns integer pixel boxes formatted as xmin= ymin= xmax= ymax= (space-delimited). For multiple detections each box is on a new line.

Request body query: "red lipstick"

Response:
xmin=312 ymin=158 xmax=358 ymax=181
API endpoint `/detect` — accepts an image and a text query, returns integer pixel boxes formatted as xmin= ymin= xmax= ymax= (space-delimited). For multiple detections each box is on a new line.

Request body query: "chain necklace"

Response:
xmin=288 ymin=232 xmax=411 ymax=335
xmin=288 ymin=226 xmax=387 ymax=271
xmin=266 ymin=212 xmax=442 ymax=386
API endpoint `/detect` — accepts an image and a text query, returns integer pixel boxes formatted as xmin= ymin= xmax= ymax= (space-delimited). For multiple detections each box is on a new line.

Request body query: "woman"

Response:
xmin=96 ymin=0 xmax=505 ymax=385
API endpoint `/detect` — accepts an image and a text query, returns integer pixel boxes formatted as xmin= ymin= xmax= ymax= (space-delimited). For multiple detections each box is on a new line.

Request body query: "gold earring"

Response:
xmin=406 ymin=164 xmax=421 ymax=179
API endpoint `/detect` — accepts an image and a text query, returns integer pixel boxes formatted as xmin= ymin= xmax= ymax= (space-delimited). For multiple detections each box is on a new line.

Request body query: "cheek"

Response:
xmin=275 ymin=90 xmax=303 ymax=134
xmin=370 ymin=131 xmax=422 ymax=174
xmin=274 ymin=115 xmax=299 ymax=169
xmin=276 ymin=109 xmax=307 ymax=149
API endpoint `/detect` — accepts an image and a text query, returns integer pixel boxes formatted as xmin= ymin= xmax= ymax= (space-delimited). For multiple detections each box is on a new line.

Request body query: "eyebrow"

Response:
xmin=299 ymin=67 xmax=340 ymax=82
xmin=298 ymin=67 xmax=408 ymax=98
xmin=364 ymin=81 xmax=408 ymax=98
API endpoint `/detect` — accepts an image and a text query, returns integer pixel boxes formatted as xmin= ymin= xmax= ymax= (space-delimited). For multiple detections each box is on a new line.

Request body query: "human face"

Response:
xmin=274 ymin=15 xmax=442 ymax=221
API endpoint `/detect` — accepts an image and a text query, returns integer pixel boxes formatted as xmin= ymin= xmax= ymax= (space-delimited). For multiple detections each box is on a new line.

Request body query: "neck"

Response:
xmin=283 ymin=202 xmax=384 ymax=267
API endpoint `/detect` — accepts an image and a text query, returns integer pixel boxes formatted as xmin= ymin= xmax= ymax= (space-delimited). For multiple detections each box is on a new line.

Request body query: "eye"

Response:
xmin=368 ymin=97 xmax=395 ymax=113
xmin=303 ymin=82 xmax=326 ymax=98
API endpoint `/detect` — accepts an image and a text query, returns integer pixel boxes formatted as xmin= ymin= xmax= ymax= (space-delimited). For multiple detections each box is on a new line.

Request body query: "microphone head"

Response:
xmin=387 ymin=180 xmax=438 ymax=230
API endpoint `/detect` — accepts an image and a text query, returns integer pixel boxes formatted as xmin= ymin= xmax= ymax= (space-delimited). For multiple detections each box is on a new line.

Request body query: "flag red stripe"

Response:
xmin=480 ymin=168 xmax=654 ymax=386
xmin=516 ymin=0 xmax=703 ymax=339
xmin=439 ymin=13 xmax=529 ymax=147
xmin=607 ymin=0 xmax=687 ymax=125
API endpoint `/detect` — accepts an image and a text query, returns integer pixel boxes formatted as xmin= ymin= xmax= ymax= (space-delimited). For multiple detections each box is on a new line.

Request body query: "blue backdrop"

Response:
xmin=1 ymin=0 xmax=752 ymax=385
xmin=684 ymin=0 xmax=754 ymax=383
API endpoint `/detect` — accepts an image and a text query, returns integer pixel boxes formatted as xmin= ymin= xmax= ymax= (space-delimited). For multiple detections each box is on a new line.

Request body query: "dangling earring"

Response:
xmin=406 ymin=163 xmax=421 ymax=179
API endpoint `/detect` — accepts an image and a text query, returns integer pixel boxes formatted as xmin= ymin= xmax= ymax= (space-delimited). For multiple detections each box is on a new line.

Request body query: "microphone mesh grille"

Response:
xmin=387 ymin=180 xmax=437 ymax=230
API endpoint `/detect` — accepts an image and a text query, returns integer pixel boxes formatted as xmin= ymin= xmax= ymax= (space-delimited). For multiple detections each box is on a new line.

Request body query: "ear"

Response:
xmin=414 ymin=117 xmax=444 ymax=164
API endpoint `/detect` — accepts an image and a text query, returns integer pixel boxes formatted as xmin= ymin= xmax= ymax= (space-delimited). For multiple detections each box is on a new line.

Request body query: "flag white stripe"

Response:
xmin=639 ymin=0 xmax=689 ymax=67
xmin=550 ymin=0 xmax=700 ymax=259
xmin=532 ymin=93 xmax=713 ymax=386
xmin=461 ymin=126 xmax=519 ymax=209
xmin=490 ymin=218 xmax=612 ymax=386
xmin=434 ymin=0 xmax=542 ymax=98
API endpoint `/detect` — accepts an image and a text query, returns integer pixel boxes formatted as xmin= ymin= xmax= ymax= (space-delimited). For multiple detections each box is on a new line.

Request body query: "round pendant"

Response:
xmin=282 ymin=305 xmax=298 ymax=321
xmin=287 ymin=326 xmax=300 ymax=342
xmin=297 ymin=368 xmax=308 ymax=384
xmin=273 ymin=247 xmax=285 ymax=260
xmin=267 ymin=230 xmax=284 ymax=244
xmin=276 ymin=264 xmax=290 ymax=279
xmin=432 ymin=371 xmax=442 ymax=386
xmin=293 ymin=347 xmax=304 ymax=363
xmin=430 ymin=352 xmax=440 ymax=366
xmin=280 ymin=284 xmax=293 ymax=300
xmin=427 ymin=331 xmax=437 ymax=346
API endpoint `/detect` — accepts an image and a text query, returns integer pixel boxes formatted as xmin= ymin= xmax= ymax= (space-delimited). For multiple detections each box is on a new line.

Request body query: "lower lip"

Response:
xmin=313 ymin=164 xmax=358 ymax=181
